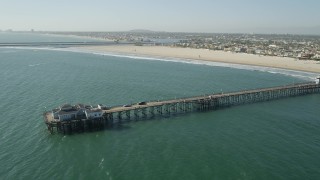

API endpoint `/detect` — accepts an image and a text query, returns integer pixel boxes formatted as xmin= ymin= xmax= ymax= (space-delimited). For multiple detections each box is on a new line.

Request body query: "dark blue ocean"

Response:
xmin=0 ymin=32 xmax=320 ymax=180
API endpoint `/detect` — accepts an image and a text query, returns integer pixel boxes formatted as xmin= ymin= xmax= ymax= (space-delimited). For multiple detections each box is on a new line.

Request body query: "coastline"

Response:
xmin=74 ymin=45 xmax=320 ymax=74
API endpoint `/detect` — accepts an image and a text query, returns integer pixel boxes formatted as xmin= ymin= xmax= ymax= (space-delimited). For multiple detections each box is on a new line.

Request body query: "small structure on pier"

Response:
xmin=85 ymin=108 xmax=103 ymax=119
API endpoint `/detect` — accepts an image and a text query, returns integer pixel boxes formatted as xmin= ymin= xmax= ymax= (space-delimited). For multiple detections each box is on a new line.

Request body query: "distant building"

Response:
xmin=234 ymin=47 xmax=241 ymax=53
xmin=299 ymin=53 xmax=313 ymax=60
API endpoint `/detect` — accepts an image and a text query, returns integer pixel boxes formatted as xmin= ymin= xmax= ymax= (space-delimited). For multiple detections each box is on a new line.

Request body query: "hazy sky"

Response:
xmin=1 ymin=0 xmax=319 ymax=34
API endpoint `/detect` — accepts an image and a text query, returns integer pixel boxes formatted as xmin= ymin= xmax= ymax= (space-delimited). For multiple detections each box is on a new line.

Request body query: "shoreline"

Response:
xmin=74 ymin=45 xmax=320 ymax=74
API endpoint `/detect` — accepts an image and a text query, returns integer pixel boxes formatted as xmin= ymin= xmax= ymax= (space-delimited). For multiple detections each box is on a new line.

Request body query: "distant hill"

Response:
xmin=129 ymin=29 xmax=165 ymax=33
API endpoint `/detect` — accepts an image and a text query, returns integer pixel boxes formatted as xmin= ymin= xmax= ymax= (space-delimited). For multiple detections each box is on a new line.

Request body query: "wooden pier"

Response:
xmin=44 ymin=82 xmax=320 ymax=134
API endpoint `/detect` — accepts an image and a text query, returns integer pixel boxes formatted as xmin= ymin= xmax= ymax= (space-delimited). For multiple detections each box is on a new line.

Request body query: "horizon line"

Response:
xmin=2 ymin=30 xmax=320 ymax=36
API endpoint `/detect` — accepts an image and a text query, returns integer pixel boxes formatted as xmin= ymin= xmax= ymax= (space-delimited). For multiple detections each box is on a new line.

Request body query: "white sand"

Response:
xmin=75 ymin=45 xmax=320 ymax=73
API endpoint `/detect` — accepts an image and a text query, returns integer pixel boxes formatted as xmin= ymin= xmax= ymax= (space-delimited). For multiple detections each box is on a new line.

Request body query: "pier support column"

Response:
xmin=118 ymin=112 xmax=122 ymax=124
xmin=155 ymin=106 xmax=162 ymax=116
xmin=142 ymin=108 xmax=147 ymax=119
xmin=165 ymin=104 xmax=170 ymax=115
xmin=134 ymin=109 xmax=139 ymax=120
xmin=126 ymin=111 xmax=131 ymax=121
xmin=149 ymin=107 xmax=155 ymax=118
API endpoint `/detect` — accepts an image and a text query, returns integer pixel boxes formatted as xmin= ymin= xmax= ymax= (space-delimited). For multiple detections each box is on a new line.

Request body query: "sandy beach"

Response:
xmin=75 ymin=45 xmax=320 ymax=73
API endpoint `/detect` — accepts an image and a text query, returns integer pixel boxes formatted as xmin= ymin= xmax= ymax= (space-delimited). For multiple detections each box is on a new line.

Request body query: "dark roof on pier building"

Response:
xmin=60 ymin=104 xmax=77 ymax=111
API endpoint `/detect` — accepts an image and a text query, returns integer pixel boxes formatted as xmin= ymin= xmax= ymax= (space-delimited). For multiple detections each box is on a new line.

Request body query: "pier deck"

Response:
xmin=44 ymin=82 xmax=320 ymax=134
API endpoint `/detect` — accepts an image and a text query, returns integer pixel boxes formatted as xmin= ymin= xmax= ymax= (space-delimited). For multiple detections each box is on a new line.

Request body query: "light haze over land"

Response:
xmin=1 ymin=0 xmax=320 ymax=34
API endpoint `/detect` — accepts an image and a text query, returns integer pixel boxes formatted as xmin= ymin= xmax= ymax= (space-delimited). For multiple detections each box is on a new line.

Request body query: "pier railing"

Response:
xmin=107 ymin=81 xmax=316 ymax=109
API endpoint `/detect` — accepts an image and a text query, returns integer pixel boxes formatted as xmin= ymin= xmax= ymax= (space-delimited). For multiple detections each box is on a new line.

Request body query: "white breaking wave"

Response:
xmin=2 ymin=46 xmax=318 ymax=81
xmin=28 ymin=63 xmax=45 ymax=67
xmin=68 ymin=48 xmax=319 ymax=81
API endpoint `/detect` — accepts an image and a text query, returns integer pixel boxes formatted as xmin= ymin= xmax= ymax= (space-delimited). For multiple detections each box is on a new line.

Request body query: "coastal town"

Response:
xmin=2 ymin=30 xmax=319 ymax=60
xmin=43 ymin=31 xmax=320 ymax=61
xmin=173 ymin=33 xmax=320 ymax=60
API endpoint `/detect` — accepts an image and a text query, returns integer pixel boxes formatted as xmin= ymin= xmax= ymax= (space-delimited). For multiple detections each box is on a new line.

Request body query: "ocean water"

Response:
xmin=0 ymin=33 xmax=320 ymax=180
xmin=0 ymin=32 xmax=103 ymax=43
